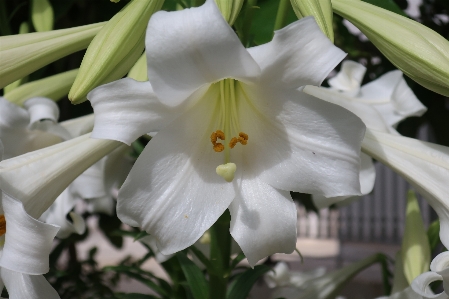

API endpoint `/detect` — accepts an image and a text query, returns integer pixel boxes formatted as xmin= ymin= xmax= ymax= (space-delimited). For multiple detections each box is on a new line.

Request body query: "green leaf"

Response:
xmin=188 ymin=245 xmax=217 ymax=275
xmin=427 ymin=219 xmax=441 ymax=252
xmin=226 ymin=265 xmax=272 ymax=299
xmin=98 ymin=214 xmax=124 ymax=249
xmin=229 ymin=252 xmax=246 ymax=270
xmin=176 ymin=252 xmax=209 ymax=299
xmin=361 ymin=0 xmax=407 ymax=17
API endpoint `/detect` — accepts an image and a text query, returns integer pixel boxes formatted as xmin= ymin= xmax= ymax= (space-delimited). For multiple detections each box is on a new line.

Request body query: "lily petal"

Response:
xmin=23 ymin=97 xmax=59 ymax=125
xmin=247 ymin=16 xmax=345 ymax=89
xmin=88 ymin=78 xmax=181 ymax=145
xmin=229 ymin=172 xmax=297 ymax=266
xmin=0 ymin=134 xmax=120 ymax=218
xmin=240 ymin=85 xmax=364 ymax=197
xmin=0 ymin=194 xmax=59 ymax=275
xmin=411 ymin=271 xmax=448 ymax=299
xmin=145 ymin=0 xmax=260 ymax=106
xmin=313 ymin=153 xmax=375 ymax=209
xmin=59 ymin=114 xmax=95 ymax=138
xmin=361 ymin=129 xmax=449 ymax=248
xmin=1 ymin=268 xmax=59 ymax=299
xmin=328 ymin=60 xmax=366 ymax=95
xmin=304 ymin=85 xmax=391 ymax=133
xmin=117 ymin=95 xmax=234 ymax=255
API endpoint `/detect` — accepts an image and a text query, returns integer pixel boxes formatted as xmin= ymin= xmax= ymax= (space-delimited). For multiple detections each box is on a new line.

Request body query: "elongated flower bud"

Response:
xmin=0 ymin=22 xmax=104 ymax=89
xmin=332 ymin=0 xmax=449 ymax=97
xmin=31 ymin=0 xmax=54 ymax=32
xmin=5 ymin=69 xmax=78 ymax=106
xmin=402 ymin=190 xmax=431 ymax=284
xmin=3 ymin=22 xmax=30 ymax=94
xmin=290 ymin=0 xmax=333 ymax=42
xmin=127 ymin=53 xmax=147 ymax=82
xmin=214 ymin=0 xmax=244 ymax=26
xmin=0 ymin=134 xmax=121 ymax=219
xmin=69 ymin=0 xmax=164 ymax=104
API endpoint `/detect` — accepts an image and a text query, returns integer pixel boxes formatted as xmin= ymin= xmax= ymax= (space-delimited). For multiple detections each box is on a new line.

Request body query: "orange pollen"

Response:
xmin=211 ymin=130 xmax=226 ymax=152
xmin=229 ymin=132 xmax=249 ymax=148
xmin=0 ymin=215 xmax=6 ymax=236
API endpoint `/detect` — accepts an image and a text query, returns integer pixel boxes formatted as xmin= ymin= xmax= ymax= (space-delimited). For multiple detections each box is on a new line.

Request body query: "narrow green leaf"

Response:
xmin=176 ymin=252 xmax=209 ymax=299
xmin=226 ymin=265 xmax=271 ymax=299
xmin=362 ymin=0 xmax=407 ymax=16
xmin=427 ymin=220 xmax=441 ymax=252
xmin=229 ymin=252 xmax=246 ymax=270
xmin=189 ymin=245 xmax=217 ymax=275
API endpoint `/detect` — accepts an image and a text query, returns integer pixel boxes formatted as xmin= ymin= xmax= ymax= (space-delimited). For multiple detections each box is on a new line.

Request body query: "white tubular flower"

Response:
xmin=40 ymin=189 xmax=86 ymax=239
xmin=88 ymin=0 xmax=365 ymax=265
xmin=0 ymin=141 xmax=60 ymax=298
xmin=269 ymin=254 xmax=383 ymax=299
xmin=360 ymin=129 xmax=449 ymax=298
xmin=264 ymin=262 xmax=326 ymax=289
xmin=0 ymin=97 xmax=68 ymax=159
xmin=304 ymin=61 xmax=426 ymax=209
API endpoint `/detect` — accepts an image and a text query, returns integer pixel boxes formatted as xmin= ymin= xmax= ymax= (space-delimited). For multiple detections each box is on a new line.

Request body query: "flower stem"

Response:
xmin=209 ymin=210 xmax=232 ymax=299
xmin=274 ymin=0 xmax=291 ymax=31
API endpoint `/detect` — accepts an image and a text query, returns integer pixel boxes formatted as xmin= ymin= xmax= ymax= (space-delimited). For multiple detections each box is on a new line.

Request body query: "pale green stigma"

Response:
xmin=216 ymin=163 xmax=237 ymax=182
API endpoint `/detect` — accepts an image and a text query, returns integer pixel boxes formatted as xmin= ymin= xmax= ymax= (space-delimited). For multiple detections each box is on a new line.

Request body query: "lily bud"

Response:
xmin=0 ymin=134 xmax=121 ymax=219
xmin=290 ymin=0 xmax=334 ymax=42
xmin=402 ymin=190 xmax=431 ymax=284
xmin=127 ymin=53 xmax=148 ymax=82
xmin=0 ymin=22 xmax=104 ymax=89
xmin=5 ymin=69 xmax=78 ymax=106
xmin=214 ymin=0 xmax=244 ymax=26
xmin=332 ymin=0 xmax=449 ymax=97
xmin=31 ymin=0 xmax=54 ymax=32
xmin=68 ymin=0 xmax=164 ymax=104
xmin=3 ymin=22 xmax=30 ymax=94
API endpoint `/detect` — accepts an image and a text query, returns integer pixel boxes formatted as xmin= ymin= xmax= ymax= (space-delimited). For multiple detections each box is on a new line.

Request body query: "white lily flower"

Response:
xmin=0 ymin=140 xmax=60 ymax=298
xmin=304 ymin=61 xmax=426 ymax=209
xmin=40 ymin=188 xmax=86 ymax=239
xmin=360 ymin=129 xmax=449 ymax=298
xmin=0 ymin=96 xmax=69 ymax=159
xmin=264 ymin=262 xmax=326 ymax=289
xmin=87 ymin=0 xmax=365 ymax=265
xmin=269 ymin=254 xmax=383 ymax=299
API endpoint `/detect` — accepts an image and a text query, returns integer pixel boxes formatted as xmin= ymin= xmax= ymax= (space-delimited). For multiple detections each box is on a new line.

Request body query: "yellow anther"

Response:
xmin=229 ymin=132 xmax=249 ymax=148
xmin=0 ymin=215 xmax=6 ymax=236
xmin=211 ymin=130 xmax=225 ymax=152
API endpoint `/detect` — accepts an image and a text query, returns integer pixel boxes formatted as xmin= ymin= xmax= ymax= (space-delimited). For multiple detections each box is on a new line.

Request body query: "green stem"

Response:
xmin=209 ymin=210 xmax=232 ymax=299
xmin=239 ymin=0 xmax=258 ymax=47
xmin=273 ymin=0 xmax=291 ymax=31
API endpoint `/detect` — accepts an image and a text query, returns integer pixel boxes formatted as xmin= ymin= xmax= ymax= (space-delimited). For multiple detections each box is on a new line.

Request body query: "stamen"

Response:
xmin=211 ymin=130 xmax=225 ymax=152
xmin=0 ymin=215 xmax=6 ymax=236
xmin=229 ymin=132 xmax=249 ymax=148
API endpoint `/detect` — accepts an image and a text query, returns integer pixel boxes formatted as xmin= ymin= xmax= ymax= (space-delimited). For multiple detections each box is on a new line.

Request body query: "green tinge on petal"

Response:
xmin=402 ymin=190 xmax=431 ymax=284
xmin=0 ymin=22 xmax=104 ymax=89
xmin=127 ymin=53 xmax=148 ymax=82
xmin=214 ymin=0 xmax=244 ymax=26
xmin=31 ymin=0 xmax=54 ymax=32
xmin=391 ymin=251 xmax=409 ymax=294
xmin=69 ymin=0 xmax=164 ymax=104
xmin=332 ymin=0 xmax=449 ymax=97
xmin=290 ymin=0 xmax=334 ymax=42
xmin=5 ymin=69 xmax=78 ymax=106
